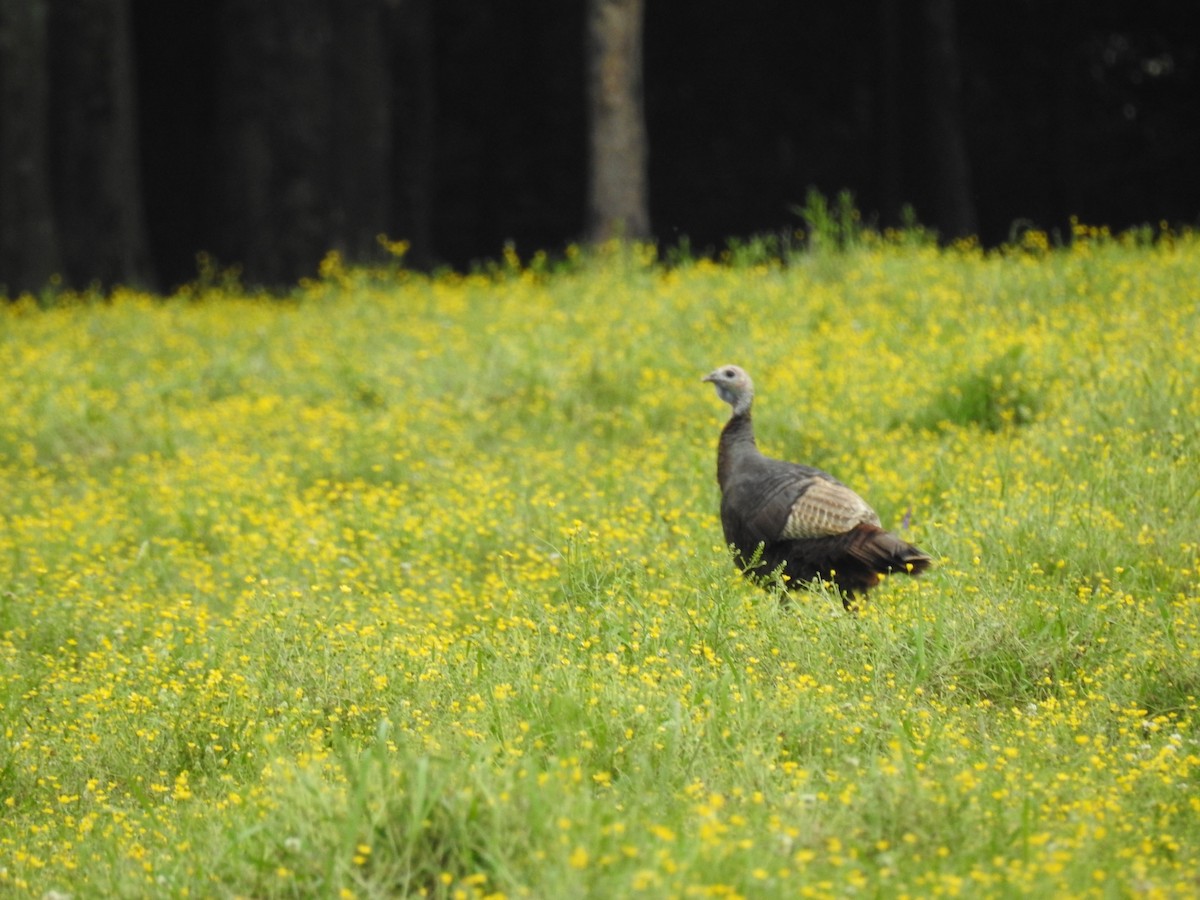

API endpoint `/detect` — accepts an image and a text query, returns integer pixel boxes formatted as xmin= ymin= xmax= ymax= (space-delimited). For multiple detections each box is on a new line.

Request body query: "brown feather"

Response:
xmin=781 ymin=479 xmax=880 ymax=538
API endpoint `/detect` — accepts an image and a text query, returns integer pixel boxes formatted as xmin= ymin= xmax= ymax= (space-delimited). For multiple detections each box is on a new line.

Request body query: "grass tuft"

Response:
xmin=909 ymin=344 xmax=1043 ymax=432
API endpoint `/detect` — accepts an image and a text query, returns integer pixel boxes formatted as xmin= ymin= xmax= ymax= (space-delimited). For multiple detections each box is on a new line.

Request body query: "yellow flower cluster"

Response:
xmin=1 ymin=232 xmax=1199 ymax=896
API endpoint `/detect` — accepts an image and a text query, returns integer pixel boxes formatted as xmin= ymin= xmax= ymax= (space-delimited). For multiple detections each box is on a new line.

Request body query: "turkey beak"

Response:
xmin=701 ymin=372 xmax=717 ymax=384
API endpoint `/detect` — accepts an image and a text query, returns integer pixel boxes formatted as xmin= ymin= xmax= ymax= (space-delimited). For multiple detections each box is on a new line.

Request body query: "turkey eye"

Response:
xmin=724 ymin=369 xmax=735 ymax=378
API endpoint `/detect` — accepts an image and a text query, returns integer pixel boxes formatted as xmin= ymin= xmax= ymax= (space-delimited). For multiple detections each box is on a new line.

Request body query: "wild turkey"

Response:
xmin=703 ymin=364 xmax=931 ymax=608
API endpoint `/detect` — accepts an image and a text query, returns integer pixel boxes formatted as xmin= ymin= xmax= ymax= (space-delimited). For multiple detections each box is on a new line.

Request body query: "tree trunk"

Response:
xmin=214 ymin=0 xmax=396 ymax=285
xmin=585 ymin=0 xmax=650 ymax=243
xmin=49 ymin=0 xmax=154 ymax=288
xmin=390 ymin=0 xmax=436 ymax=268
xmin=876 ymin=0 xmax=904 ymax=228
xmin=919 ymin=0 xmax=977 ymax=240
xmin=214 ymin=0 xmax=333 ymax=286
xmin=330 ymin=0 xmax=393 ymax=263
xmin=213 ymin=1 xmax=273 ymax=283
xmin=0 ymin=0 xmax=62 ymax=295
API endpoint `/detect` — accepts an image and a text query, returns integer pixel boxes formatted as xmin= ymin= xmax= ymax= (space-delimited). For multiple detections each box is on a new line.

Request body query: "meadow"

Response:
xmin=2 ymin=227 xmax=1200 ymax=898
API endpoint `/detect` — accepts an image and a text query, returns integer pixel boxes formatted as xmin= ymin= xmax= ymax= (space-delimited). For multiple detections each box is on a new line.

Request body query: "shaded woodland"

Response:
xmin=1 ymin=0 xmax=1198 ymax=293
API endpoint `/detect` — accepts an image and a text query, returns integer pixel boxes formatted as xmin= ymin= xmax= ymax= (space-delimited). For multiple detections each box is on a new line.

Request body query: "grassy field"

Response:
xmin=2 ymin=229 xmax=1200 ymax=898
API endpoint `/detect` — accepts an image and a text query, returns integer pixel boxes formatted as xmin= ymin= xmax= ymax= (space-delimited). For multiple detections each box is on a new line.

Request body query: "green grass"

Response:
xmin=2 ymin=230 xmax=1200 ymax=897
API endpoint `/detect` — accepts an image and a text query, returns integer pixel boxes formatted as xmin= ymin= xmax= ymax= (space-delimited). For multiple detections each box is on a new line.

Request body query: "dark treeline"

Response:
xmin=1 ymin=0 xmax=1197 ymax=294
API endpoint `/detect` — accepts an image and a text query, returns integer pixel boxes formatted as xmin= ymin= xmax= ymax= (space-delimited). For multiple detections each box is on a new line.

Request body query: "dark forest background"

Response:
xmin=2 ymin=0 xmax=1198 ymax=295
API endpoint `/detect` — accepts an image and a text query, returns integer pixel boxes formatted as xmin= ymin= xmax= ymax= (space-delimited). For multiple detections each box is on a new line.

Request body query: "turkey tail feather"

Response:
xmin=846 ymin=525 xmax=932 ymax=577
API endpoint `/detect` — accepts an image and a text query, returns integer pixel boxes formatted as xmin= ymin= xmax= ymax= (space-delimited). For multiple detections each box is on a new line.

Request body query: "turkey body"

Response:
xmin=705 ymin=365 xmax=931 ymax=607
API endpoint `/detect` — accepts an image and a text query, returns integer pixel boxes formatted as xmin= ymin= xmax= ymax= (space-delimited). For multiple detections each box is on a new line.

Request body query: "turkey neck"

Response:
xmin=716 ymin=411 xmax=759 ymax=489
